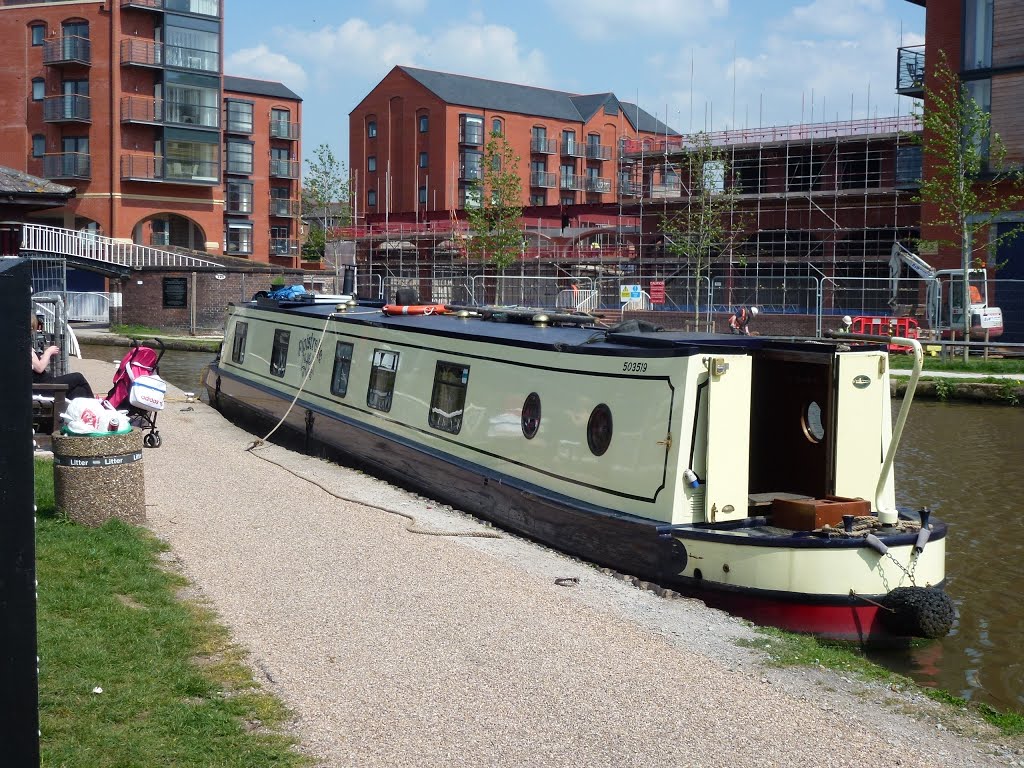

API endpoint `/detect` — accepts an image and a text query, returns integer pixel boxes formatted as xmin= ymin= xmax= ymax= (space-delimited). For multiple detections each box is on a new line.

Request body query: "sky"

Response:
xmin=223 ymin=0 xmax=925 ymax=172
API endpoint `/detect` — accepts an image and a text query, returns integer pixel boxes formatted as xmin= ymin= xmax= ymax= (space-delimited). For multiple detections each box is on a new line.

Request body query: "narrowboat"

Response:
xmin=204 ymin=295 xmax=956 ymax=643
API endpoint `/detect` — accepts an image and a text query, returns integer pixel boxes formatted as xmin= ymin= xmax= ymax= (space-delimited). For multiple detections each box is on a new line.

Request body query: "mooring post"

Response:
xmin=0 ymin=259 xmax=41 ymax=766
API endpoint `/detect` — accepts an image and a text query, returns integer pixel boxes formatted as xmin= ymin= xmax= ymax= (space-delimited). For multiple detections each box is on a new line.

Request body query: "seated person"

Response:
xmin=31 ymin=327 xmax=93 ymax=400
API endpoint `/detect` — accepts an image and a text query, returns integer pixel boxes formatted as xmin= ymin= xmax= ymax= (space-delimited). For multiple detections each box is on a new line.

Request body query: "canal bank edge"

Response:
xmin=891 ymin=378 xmax=1024 ymax=405
xmin=75 ymin=331 xmax=221 ymax=353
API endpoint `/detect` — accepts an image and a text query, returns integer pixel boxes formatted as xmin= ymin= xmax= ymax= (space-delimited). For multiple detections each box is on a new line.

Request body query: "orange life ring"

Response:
xmin=382 ymin=303 xmax=448 ymax=316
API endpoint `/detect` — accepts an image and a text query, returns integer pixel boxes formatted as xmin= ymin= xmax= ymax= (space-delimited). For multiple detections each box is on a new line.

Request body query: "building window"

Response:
xmin=418 ymin=151 xmax=428 ymax=168
xmin=225 ymin=140 xmax=253 ymax=174
xmin=32 ymin=134 xmax=46 ymax=158
xmin=225 ymin=99 xmax=253 ymax=134
xmin=32 ymin=78 xmax=44 ymax=101
xmin=418 ymin=114 xmax=428 ymax=132
xmin=226 ymin=222 xmax=253 ymax=254
xmin=270 ymin=329 xmax=290 ymax=378
xmin=226 ymin=181 xmax=253 ymax=213
xmin=529 ymin=193 xmax=545 ymax=206
xmin=367 ymin=155 xmax=376 ymax=172
xmin=492 ymin=118 xmax=503 ymax=135
xmin=562 ymin=129 xmax=577 ymax=155
xmin=428 ymin=361 xmax=469 ymax=434
xmin=270 ymin=107 xmax=291 ymax=137
xmin=963 ymin=0 xmax=993 ymax=70
xmin=367 ymin=120 xmax=377 ymax=138
xmin=166 ymin=77 xmax=219 ymax=128
xmin=419 ymin=185 xmax=427 ymax=205
xmin=965 ymin=78 xmax=992 ymax=159
xmin=560 ymin=195 xmax=575 ymax=206
xmin=460 ymin=114 xmax=483 ymax=145
xmin=367 ymin=189 xmax=377 ymax=207
xmin=231 ymin=321 xmax=247 ymax=364
xmin=367 ymin=349 xmax=399 ymax=412
xmin=330 ymin=341 xmax=354 ymax=397
xmin=460 ymin=150 xmax=482 ymax=181
xmin=30 ymin=23 xmax=45 ymax=46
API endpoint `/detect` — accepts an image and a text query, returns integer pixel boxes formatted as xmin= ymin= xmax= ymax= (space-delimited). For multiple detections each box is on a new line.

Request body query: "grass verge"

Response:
xmin=738 ymin=625 xmax=1024 ymax=736
xmin=111 ymin=323 xmax=166 ymax=339
xmin=889 ymin=355 xmax=1024 ymax=375
xmin=34 ymin=458 xmax=308 ymax=767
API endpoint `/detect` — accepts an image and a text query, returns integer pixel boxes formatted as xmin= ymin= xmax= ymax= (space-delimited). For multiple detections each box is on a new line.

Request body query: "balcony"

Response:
xmin=43 ymin=36 xmax=91 ymax=67
xmin=561 ymin=141 xmax=587 ymax=158
xmin=897 ymin=45 xmax=925 ymax=96
xmin=270 ymin=120 xmax=300 ymax=141
xmin=43 ymin=94 xmax=91 ymax=123
xmin=269 ymin=158 xmax=300 ymax=179
xmin=121 ymin=0 xmax=220 ymax=16
xmin=651 ymin=181 xmax=682 ymax=199
xmin=895 ymin=144 xmax=923 ymax=189
xmin=619 ymin=180 xmax=642 ymax=197
xmin=270 ymin=238 xmax=299 ymax=256
xmin=459 ymin=127 xmax=484 ymax=145
xmin=530 ymin=137 xmax=557 ymax=154
xmin=586 ymin=143 xmax=612 ymax=161
xmin=120 ymin=38 xmax=219 ymax=73
xmin=585 ymin=176 xmax=612 ymax=194
xmin=270 ymin=198 xmax=301 ymax=217
xmin=120 ymin=96 xmax=220 ymax=128
xmin=42 ymin=153 xmax=90 ymax=180
xmin=560 ymin=174 xmax=584 ymax=191
xmin=121 ymin=154 xmax=220 ymax=185
xmin=530 ymin=171 xmax=556 ymax=188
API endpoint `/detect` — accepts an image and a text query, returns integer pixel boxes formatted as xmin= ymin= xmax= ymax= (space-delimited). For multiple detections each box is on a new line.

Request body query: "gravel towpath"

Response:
xmin=72 ymin=357 xmax=1020 ymax=768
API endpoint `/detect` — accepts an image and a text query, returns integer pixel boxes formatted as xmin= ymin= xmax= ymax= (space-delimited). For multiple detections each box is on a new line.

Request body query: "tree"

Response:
xmin=464 ymin=131 xmax=524 ymax=272
xmin=914 ymin=50 xmax=1024 ymax=356
xmin=660 ymin=132 xmax=747 ymax=326
xmin=301 ymin=143 xmax=351 ymax=261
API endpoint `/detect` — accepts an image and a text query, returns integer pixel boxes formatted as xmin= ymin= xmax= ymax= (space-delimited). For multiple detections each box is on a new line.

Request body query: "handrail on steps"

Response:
xmin=827 ymin=331 xmax=923 ymax=526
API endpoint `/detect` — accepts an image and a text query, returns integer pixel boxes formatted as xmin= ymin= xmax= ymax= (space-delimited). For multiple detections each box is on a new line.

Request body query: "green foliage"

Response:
xmin=301 ymin=226 xmax=325 ymax=261
xmin=33 ymin=459 xmax=307 ymax=767
xmin=302 ymin=143 xmax=351 ymax=260
xmin=111 ymin=323 xmax=164 ymax=338
xmin=464 ymin=131 xmax=524 ymax=272
xmin=922 ymin=689 xmax=1024 ymax=735
xmin=933 ymin=377 xmax=955 ymax=401
xmin=660 ymin=132 xmax=748 ymax=317
xmin=737 ymin=627 xmax=894 ymax=682
xmin=888 ymin=355 xmax=1024 ymax=374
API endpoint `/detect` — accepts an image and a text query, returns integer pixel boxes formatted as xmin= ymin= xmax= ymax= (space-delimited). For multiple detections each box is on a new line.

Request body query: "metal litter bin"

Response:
xmin=52 ymin=429 xmax=145 ymax=527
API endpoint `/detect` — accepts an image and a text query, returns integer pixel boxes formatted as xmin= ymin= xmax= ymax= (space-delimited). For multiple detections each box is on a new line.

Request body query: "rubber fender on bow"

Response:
xmin=880 ymin=586 xmax=957 ymax=639
xmin=381 ymin=304 xmax=448 ymax=316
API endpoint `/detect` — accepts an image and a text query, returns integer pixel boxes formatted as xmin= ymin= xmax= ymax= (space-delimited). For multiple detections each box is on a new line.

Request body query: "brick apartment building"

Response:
xmin=0 ymin=0 xmax=303 ymax=272
xmin=900 ymin=0 xmax=1024 ymax=340
xmin=349 ymin=65 xmax=676 ymax=219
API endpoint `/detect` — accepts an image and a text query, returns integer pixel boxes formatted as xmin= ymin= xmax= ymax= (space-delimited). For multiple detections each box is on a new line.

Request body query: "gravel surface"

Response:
xmin=73 ymin=357 xmax=1022 ymax=768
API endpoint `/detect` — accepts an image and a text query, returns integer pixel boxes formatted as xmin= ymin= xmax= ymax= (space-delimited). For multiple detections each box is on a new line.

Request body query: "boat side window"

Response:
xmin=367 ymin=348 xmax=399 ymax=412
xmin=587 ymin=403 xmax=613 ymax=456
xmin=429 ymin=361 xmax=469 ymax=434
xmin=330 ymin=341 xmax=354 ymax=397
xmin=270 ymin=329 xmax=290 ymax=378
xmin=231 ymin=321 xmax=247 ymax=364
xmin=522 ymin=392 xmax=541 ymax=439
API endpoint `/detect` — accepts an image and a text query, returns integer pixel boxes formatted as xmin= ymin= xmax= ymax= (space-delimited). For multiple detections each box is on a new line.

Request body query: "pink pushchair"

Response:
xmin=105 ymin=339 xmax=166 ymax=448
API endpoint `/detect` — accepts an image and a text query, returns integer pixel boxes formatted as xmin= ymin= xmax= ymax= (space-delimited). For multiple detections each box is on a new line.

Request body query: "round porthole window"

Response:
xmin=522 ymin=392 xmax=541 ymax=439
xmin=587 ymin=403 xmax=613 ymax=456
xmin=802 ymin=401 xmax=825 ymax=443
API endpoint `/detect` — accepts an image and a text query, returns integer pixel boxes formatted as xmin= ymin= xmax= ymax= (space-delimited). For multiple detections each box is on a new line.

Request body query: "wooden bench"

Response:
xmin=32 ymin=383 xmax=68 ymax=448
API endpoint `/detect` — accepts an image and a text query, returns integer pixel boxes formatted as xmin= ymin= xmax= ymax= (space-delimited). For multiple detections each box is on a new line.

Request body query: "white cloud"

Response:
xmin=548 ymin=0 xmax=729 ymax=41
xmin=224 ymin=45 xmax=308 ymax=92
xmin=382 ymin=0 xmax=428 ymax=11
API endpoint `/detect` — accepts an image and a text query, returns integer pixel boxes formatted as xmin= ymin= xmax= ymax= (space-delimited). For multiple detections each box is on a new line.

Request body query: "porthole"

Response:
xmin=802 ymin=400 xmax=825 ymax=443
xmin=587 ymin=403 xmax=613 ymax=456
xmin=521 ymin=392 xmax=541 ymax=439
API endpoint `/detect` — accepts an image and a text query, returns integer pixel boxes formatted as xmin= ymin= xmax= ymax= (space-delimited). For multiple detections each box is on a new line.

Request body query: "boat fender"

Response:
xmin=864 ymin=533 xmax=888 ymax=556
xmin=914 ymin=525 xmax=932 ymax=554
xmin=381 ymin=304 xmax=448 ymax=316
xmin=880 ymin=586 xmax=957 ymax=639
xmin=682 ymin=468 xmax=700 ymax=489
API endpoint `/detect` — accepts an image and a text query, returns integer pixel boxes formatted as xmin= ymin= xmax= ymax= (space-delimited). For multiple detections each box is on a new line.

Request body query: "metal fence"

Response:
xmin=34 ymin=291 xmax=110 ymax=323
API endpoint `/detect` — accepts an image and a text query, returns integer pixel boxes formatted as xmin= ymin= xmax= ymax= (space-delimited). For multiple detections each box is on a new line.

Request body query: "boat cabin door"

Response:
xmin=701 ymin=354 xmax=752 ymax=523
xmin=832 ymin=350 xmax=893 ymax=507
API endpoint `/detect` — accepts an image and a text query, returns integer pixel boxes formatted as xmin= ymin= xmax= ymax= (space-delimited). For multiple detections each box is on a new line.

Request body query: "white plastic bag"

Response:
xmin=129 ymin=374 xmax=166 ymax=412
xmin=60 ymin=398 xmax=131 ymax=434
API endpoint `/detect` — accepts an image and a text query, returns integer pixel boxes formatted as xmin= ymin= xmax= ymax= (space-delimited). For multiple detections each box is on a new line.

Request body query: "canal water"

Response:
xmin=80 ymin=344 xmax=1024 ymax=713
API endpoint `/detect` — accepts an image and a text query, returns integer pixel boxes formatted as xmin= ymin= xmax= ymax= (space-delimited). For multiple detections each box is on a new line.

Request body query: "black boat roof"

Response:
xmin=244 ymin=300 xmax=860 ymax=357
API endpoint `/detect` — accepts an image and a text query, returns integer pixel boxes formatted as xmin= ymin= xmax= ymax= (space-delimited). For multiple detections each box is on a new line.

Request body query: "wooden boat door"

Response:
xmin=701 ymin=355 xmax=752 ymax=523
xmin=832 ymin=350 xmax=893 ymax=507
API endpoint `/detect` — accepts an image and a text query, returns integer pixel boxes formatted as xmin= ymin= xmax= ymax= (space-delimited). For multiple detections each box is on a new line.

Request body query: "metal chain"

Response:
xmin=884 ymin=550 xmax=917 ymax=586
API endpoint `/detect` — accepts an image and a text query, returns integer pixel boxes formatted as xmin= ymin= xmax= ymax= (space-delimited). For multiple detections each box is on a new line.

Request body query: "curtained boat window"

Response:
xmin=587 ymin=403 xmax=613 ymax=456
xmin=521 ymin=392 xmax=541 ymax=439
xmin=428 ymin=361 xmax=469 ymax=434
xmin=231 ymin=321 xmax=247 ymax=364
xmin=367 ymin=348 xmax=399 ymax=412
xmin=330 ymin=341 xmax=354 ymax=397
xmin=270 ymin=329 xmax=290 ymax=377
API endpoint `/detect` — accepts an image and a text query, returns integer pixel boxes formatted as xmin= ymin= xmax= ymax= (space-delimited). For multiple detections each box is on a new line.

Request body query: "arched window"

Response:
xmin=367 ymin=118 xmax=377 ymax=138
xmin=29 ymin=22 xmax=46 ymax=46
xmin=418 ymin=113 xmax=429 ymax=133
xmin=492 ymin=117 xmax=503 ymax=135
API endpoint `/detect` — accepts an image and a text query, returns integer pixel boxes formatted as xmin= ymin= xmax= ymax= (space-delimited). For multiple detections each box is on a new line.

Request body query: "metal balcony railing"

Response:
xmin=43 ymin=94 xmax=91 ymax=123
xmin=619 ymin=180 xmax=642 ymax=196
xmin=561 ymin=141 xmax=586 ymax=158
xmin=530 ymin=137 xmax=557 ymax=154
xmin=560 ymin=174 xmax=584 ymax=191
xmin=585 ymin=176 xmax=611 ymax=193
xmin=651 ymin=181 xmax=682 ymax=198
xmin=530 ymin=171 xmax=556 ymax=188
xmin=121 ymin=0 xmax=220 ymax=16
xmin=269 ymin=158 xmax=300 ymax=178
xmin=43 ymin=36 xmax=91 ymax=66
xmin=42 ymin=153 xmax=90 ymax=180
xmin=270 ymin=120 xmax=300 ymax=140
xmin=586 ymin=143 xmax=612 ymax=161
xmin=895 ymin=144 xmax=923 ymax=189
xmin=270 ymin=198 xmax=301 ymax=217
xmin=121 ymin=154 xmax=220 ymax=184
xmin=270 ymin=238 xmax=299 ymax=255
xmin=896 ymin=45 xmax=925 ymax=95
xmin=120 ymin=38 xmax=219 ymax=73
xmin=120 ymin=96 xmax=219 ymax=128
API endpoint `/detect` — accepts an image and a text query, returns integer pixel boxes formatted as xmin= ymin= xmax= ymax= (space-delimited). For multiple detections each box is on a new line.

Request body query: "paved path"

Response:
xmin=72 ymin=357 xmax=1020 ymax=768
